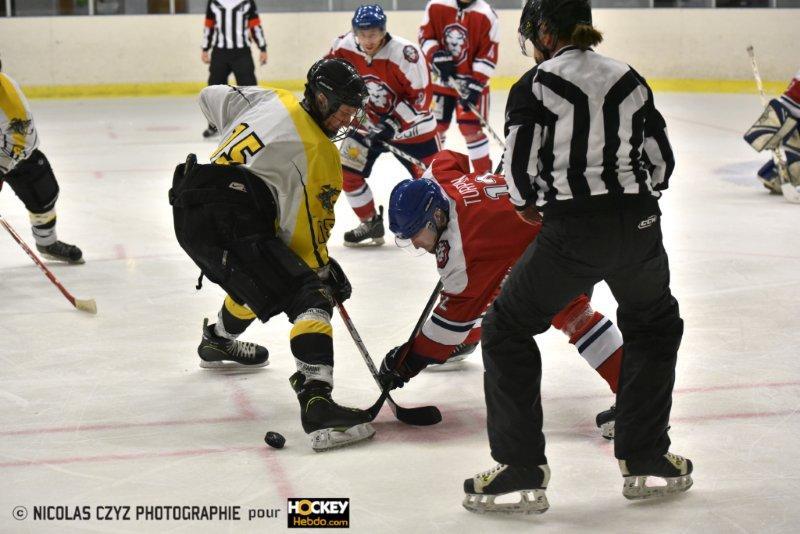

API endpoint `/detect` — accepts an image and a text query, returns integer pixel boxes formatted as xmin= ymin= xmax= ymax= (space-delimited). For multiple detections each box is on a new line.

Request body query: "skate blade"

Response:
xmin=310 ymin=423 xmax=375 ymax=452
xmin=425 ymin=356 xmax=469 ymax=372
xmin=462 ymin=489 xmax=549 ymax=515
xmin=199 ymin=359 xmax=269 ymax=370
xmin=39 ymin=252 xmax=85 ymax=265
xmin=343 ymin=237 xmax=385 ymax=248
xmin=600 ymin=421 xmax=615 ymax=440
xmin=622 ymin=474 xmax=693 ymax=500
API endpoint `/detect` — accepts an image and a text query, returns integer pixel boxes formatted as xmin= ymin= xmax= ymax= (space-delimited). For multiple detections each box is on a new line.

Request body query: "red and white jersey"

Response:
xmin=781 ymin=68 xmax=800 ymax=119
xmin=418 ymin=0 xmax=499 ymax=96
xmin=411 ymin=150 xmax=539 ymax=361
xmin=328 ymin=32 xmax=436 ymax=142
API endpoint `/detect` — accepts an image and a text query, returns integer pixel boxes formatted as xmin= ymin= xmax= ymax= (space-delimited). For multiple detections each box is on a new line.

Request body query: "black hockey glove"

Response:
xmin=431 ymin=50 xmax=456 ymax=83
xmin=321 ymin=257 xmax=352 ymax=303
xmin=364 ymin=116 xmax=399 ymax=148
xmin=458 ymin=77 xmax=484 ymax=109
xmin=378 ymin=342 xmax=431 ymax=390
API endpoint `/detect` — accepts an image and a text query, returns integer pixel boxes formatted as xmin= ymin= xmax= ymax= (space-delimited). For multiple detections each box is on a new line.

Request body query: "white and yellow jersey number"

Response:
xmin=210 ymin=123 xmax=265 ymax=165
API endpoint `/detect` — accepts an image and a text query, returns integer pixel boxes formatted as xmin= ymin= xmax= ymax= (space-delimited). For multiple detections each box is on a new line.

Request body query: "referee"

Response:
xmin=462 ymin=0 xmax=692 ymax=515
xmin=200 ymin=0 xmax=268 ymax=138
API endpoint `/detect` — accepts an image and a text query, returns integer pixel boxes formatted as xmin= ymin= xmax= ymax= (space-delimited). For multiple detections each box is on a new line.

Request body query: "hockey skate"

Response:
xmin=197 ymin=319 xmax=269 ymax=369
xmin=202 ymin=124 xmax=218 ymax=138
xmin=290 ymin=371 xmax=375 ymax=452
xmin=596 ymin=404 xmax=616 ymax=440
xmin=36 ymin=241 xmax=84 ymax=264
xmin=427 ymin=342 xmax=478 ymax=372
xmin=619 ymin=452 xmax=693 ymax=500
xmin=343 ymin=206 xmax=384 ymax=247
xmin=463 ymin=463 xmax=550 ymax=515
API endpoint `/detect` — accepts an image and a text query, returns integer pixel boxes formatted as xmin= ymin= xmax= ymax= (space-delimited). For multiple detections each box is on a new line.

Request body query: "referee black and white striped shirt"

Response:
xmin=504 ymin=45 xmax=674 ymax=215
xmin=203 ymin=0 xmax=267 ymax=52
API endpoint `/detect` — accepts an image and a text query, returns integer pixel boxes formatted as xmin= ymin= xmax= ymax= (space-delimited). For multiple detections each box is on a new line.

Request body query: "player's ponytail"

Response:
xmin=570 ymin=24 xmax=603 ymax=50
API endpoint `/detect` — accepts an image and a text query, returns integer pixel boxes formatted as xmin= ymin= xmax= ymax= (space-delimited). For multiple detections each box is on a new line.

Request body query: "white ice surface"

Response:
xmin=1 ymin=91 xmax=799 ymax=533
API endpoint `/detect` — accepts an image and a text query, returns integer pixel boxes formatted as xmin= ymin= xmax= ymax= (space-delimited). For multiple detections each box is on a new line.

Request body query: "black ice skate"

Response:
xmin=197 ymin=318 xmax=269 ymax=369
xmin=202 ymin=124 xmax=218 ymax=138
xmin=596 ymin=404 xmax=616 ymax=440
xmin=427 ymin=342 xmax=478 ymax=372
xmin=36 ymin=241 xmax=84 ymax=264
xmin=290 ymin=371 xmax=375 ymax=452
xmin=463 ymin=463 xmax=550 ymax=515
xmin=618 ymin=452 xmax=693 ymax=500
xmin=343 ymin=206 xmax=384 ymax=247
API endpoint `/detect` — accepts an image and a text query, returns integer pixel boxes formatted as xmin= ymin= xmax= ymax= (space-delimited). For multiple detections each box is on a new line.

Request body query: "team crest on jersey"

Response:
xmin=363 ymin=75 xmax=397 ymax=115
xmin=443 ymin=24 xmax=469 ymax=64
xmin=403 ymin=45 xmax=419 ymax=64
xmin=8 ymin=118 xmax=32 ymax=135
xmin=436 ymin=239 xmax=451 ymax=269
xmin=317 ymin=185 xmax=340 ymax=213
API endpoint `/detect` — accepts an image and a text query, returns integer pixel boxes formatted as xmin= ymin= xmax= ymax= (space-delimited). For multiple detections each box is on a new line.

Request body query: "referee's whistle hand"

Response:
xmin=201 ymin=51 xmax=210 ymax=64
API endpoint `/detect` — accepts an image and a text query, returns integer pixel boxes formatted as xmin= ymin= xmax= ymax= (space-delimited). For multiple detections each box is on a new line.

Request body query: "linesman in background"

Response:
xmin=200 ymin=0 xmax=268 ymax=138
xmin=463 ymin=0 xmax=692 ymax=515
xmin=0 ymin=59 xmax=84 ymax=264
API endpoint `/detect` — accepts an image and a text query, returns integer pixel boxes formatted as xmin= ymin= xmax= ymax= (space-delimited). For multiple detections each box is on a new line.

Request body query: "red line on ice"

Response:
xmin=0 ymin=415 xmax=250 ymax=437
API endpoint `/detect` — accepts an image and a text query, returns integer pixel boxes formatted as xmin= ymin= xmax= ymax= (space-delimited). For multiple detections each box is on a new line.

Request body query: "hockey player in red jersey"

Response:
xmin=419 ymin=0 xmax=499 ymax=173
xmin=328 ymin=4 xmax=441 ymax=247
xmin=744 ymin=68 xmax=800 ymax=196
xmin=377 ymin=150 xmax=621 ymax=437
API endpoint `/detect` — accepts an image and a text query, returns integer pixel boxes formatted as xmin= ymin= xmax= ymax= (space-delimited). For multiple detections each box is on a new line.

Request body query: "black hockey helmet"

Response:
xmin=518 ymin=0 xmax=593 ymax=58
xmin=303 ymin=58 xmax=368 ymax=139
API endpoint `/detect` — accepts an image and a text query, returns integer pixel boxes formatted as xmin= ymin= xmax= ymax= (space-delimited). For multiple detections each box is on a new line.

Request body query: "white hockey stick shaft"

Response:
xmin=746 ymin=45 xmax=800 ymax=203
xmin=0 ymin=214 xmax=97 ymax=314
xmin=378 ymin=140 xmax=427 ymax=171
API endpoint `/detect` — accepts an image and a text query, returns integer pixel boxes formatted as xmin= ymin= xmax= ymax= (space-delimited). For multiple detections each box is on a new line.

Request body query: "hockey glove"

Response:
xmin=364 ymin=116 xmax=400 ymax=148
xmin=320 ymin=257 xmax=352 ymax=303
xmin=458 ymin=77 xmax=484 ymax=109
xmin=378 ymin=343 xmax=431 ymax=390
xmin=431 ymin=50 xmax=456 ymax=83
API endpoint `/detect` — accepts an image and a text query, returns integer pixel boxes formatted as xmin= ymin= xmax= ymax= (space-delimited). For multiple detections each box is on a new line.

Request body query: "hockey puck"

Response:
xmin=264 ymin=431 xmax=286 ymax=449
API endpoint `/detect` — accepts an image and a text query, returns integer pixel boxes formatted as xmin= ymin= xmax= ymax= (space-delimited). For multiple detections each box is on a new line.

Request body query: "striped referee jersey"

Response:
xmin=503 ymin=46 xmax=674 ymax=215
xmin=203 ymin=0 xmax=267 ymax=52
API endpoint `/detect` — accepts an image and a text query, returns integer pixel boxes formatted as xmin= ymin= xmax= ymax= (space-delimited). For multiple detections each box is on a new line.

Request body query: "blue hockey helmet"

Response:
xmin=352 ymin=4 xmax=387 ymax=32
xmin=388 ymin=179 xmax=450 ymax=240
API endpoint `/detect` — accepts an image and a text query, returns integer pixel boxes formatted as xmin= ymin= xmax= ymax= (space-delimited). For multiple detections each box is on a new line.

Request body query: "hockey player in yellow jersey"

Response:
xmin=0 ymin=60 xmax=83 ymax=263
xmin=170 ymin=58 xmax=373 ymax=451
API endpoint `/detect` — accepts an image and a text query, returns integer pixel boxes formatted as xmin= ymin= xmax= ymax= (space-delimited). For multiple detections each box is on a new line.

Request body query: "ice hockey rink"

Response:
xmin=1 ymin=89 xmax=799 ymax=533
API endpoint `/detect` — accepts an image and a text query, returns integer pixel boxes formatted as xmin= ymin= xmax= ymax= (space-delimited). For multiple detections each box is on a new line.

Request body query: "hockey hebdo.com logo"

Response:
xmin=287 ymin=498 xmax=349 ymax=528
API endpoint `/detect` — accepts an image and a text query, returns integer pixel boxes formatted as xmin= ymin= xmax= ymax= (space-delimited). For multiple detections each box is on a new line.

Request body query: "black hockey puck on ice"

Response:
xmin=264 ymin=431 xmax=286 ymax=449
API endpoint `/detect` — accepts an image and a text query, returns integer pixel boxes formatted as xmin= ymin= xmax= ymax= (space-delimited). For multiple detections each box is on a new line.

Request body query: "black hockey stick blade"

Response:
xmin=366 ymin=389 xmax=442 ymax=426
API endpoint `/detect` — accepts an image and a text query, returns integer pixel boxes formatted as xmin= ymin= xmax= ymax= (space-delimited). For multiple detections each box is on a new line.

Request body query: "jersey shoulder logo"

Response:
xmin=317 ymin=184 xmax=340 ymax=213
xmin=363 ymin=75 xmax=398 ymax=115
xmin=443 ymin=23 xmax=469 ymax=65
xmin=403 ymin=45 xmax=419 ymax=64
xmin=436 ymin=239 xmax=451 ymax=269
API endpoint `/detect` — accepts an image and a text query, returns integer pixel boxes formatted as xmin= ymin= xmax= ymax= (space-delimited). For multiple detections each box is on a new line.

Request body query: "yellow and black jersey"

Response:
xmin=199 ymin=85 xmax=341 ymax=270
xmin=0 ymin=73 xmax=39 ymax=174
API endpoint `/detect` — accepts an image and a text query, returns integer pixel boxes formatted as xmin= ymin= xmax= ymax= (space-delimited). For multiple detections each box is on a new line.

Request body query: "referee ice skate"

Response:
xmin=463 ymin=0 xmax=692 ymax=515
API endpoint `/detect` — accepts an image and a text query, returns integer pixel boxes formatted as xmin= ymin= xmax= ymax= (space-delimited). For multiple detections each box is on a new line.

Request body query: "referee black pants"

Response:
xmin=481 ymin=199 xmax=683 ymax=468
xmin=208 ymin=48 xmax=257 ymax=87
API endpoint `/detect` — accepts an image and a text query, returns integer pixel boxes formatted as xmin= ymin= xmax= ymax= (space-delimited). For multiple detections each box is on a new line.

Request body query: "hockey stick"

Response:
xmin=446 ymin=79 xmax=506 ymax=148
xmin=362 ymin=279 xmax=445 ymax=424
xmin=0 ymin=214 xmax=97 ymax=314
xmin=747 ymin=45 xmax=800 ymax=204
xmin=335 ymin=297 xmax=441 ymax=426
xmin=378 ymin=140 xmax=428 ymax=172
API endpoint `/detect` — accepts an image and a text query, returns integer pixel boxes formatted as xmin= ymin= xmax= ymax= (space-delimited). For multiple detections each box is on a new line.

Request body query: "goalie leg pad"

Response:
xmin=3 ymin=149 xmax=59 ymax=213
xmin=784 ymin=130 xmax=800 ymax=187
xmin=744 ymin=98 xmax=798 ymax=152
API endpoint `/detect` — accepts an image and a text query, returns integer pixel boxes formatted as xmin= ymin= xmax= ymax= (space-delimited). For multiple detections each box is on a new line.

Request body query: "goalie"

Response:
xmin=744 ymin=69 xmax=800 ymax=195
